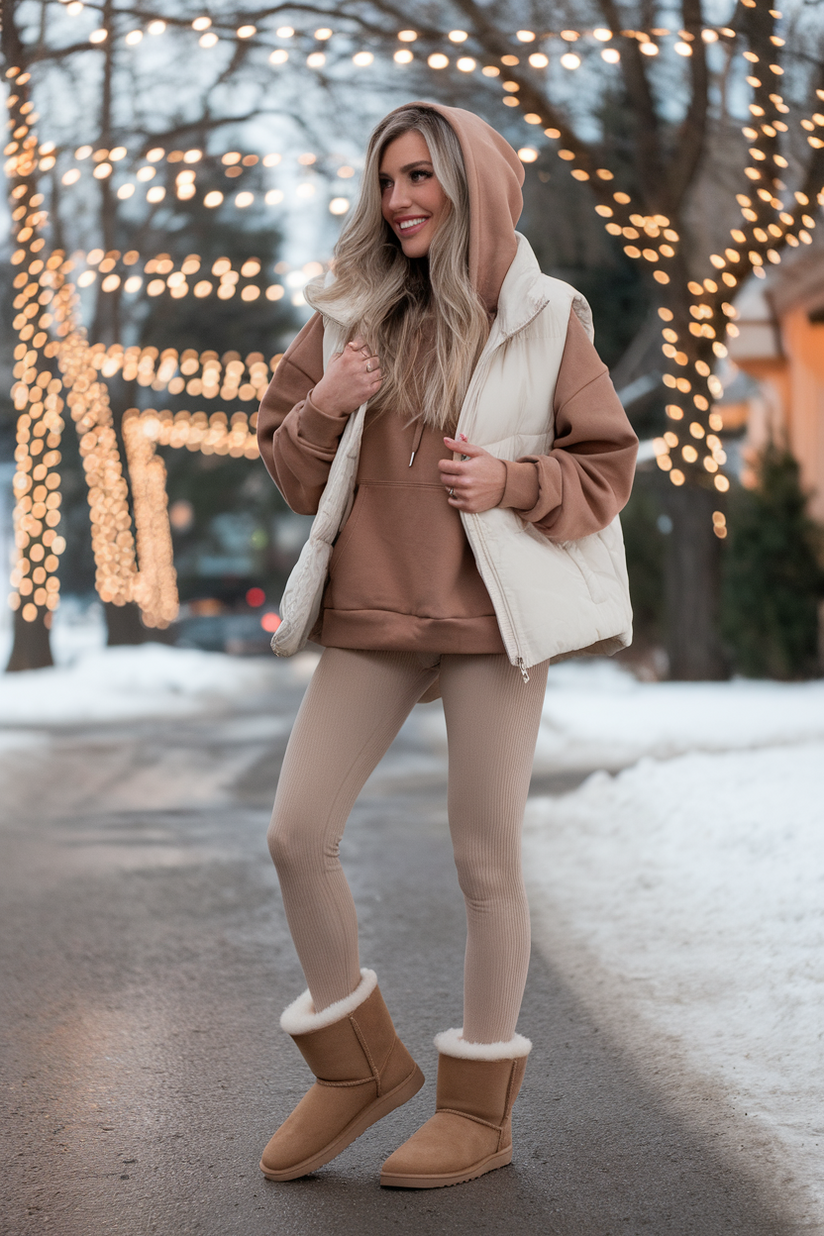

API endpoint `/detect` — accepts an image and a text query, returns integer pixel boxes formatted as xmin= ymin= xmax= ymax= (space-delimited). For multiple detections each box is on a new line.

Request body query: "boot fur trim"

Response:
xmin=280 ymin=968 xmax=378 ymax=1035
xmin=434 ymin=1027 xmax=532 ymax=1060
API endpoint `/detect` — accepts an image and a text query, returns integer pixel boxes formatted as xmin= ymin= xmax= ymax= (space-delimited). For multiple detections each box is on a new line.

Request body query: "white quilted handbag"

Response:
xmin=270 ymin=398 xmax=367 ymax=657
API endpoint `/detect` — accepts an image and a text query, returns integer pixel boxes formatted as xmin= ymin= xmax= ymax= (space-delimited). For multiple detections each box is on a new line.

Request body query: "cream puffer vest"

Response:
xmin=271 ymin=234 xmax=633 ymax=672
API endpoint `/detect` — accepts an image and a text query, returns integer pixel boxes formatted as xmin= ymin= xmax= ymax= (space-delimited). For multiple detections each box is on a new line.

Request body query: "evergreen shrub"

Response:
xmin=721 ymin=446 xmax=824 ymax=679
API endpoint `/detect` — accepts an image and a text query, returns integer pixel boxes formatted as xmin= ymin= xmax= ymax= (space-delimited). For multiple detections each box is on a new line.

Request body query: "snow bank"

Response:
xmin=537 ymin=659 xmax=824 ymax=770
xmin=0 ymin=643 xmax=319 ymax=725
xmin=0 ymin=729 xmax=46 ymax=752
xmin=524 ymin=738 xmax=824 ymax=1224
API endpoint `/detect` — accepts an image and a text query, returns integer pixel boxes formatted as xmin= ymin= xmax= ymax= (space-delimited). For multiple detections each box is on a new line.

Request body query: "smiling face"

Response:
xmin=378 ymin=130 xmax=450 ymax=259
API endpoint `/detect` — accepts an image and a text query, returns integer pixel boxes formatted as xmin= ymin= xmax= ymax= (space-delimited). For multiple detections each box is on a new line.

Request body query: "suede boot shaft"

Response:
xmin=436 ymin=1053 xmax=526 ymax=1127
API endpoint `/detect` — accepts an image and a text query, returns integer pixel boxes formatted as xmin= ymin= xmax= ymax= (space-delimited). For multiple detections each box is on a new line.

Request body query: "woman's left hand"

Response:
xmin=440 ymin=435 xmax=507 ymax=514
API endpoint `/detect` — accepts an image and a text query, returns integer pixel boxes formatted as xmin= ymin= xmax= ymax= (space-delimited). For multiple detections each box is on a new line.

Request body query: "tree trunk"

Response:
xmin=663 ymin=485 xmax=728 ymax=680
xmin=104 ymin=601 xmax=148 ymax=645
xmin=6 ymin=608 xmax=54 ymax=672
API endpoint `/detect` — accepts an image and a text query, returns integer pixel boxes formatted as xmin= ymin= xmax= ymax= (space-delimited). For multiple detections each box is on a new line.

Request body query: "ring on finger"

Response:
xmin=366 ymin=360 xmax=375 ymax=372
xmin=447 ymin=487 xmax=455 ymax=497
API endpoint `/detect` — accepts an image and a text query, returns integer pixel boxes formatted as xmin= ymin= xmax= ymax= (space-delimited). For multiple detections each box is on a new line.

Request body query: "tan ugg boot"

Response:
xmin=380 ymin=1027 xmax=531 ymax=1189
xmin=259 ymin=969 xmax=424 ymax=1181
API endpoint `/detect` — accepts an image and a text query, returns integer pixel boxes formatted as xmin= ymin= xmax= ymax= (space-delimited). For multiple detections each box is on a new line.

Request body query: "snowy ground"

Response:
xmin=535 ymin=657 xmax=824 ymax=769
xmin=0 ymin=600 xmax=317 ymax=725
xmin=2 ymin=633 xmax=822 ymax=1226
xmin=0 ymin=641 xmax=323 ymax=724
xmin=524 ymin=660 xmax=824 ymax=1230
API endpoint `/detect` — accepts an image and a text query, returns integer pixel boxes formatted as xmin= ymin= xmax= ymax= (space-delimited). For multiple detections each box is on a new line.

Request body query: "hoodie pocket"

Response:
xmin=325 ymin=480 xmax=494 ymax=618
xmin=328 ymin=487 xmax=366 ymax=579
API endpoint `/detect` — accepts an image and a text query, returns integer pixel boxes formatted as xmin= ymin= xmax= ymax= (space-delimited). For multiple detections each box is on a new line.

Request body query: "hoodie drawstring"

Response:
xmin=408 ymin=417 xmax=425 ymax=468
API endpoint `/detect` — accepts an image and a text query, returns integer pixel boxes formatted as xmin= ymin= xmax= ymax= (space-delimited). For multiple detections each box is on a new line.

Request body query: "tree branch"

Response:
xmin=594 ymin=0 xmax=665 ymax=208
xmin=666 ymin=0 xmax=710 ymax=211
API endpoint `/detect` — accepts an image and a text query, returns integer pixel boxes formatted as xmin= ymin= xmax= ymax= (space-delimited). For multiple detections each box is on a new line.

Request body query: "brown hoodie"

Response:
xmin=257 ymin=104 xmax=638 ymax=655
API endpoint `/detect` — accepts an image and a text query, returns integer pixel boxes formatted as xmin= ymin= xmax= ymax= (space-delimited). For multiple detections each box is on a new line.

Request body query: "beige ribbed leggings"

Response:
xmin=267 ymin=647 xmax=549 ymax=1044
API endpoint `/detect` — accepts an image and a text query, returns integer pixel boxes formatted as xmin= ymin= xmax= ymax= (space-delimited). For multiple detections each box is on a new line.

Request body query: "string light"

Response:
xmin=63 ymin=246 xmax=297 ymax=305
xmin=121 ymin=410 xmax=177 ymax=626
xmin=637 ymin=19 xmax=823 ymax=493
xmin=121 ymin=406 xmax=261 ymax=625
xmin=56 ymin=144 xmax=336 ymax=209
xmin=55 ymin=13 xmax=764 ymax=88
xmin=6 ymin=83 xmax=65 ymax=630
xmin=79 ymin=343 xmax=281 ymax=402
xmin=51 ymin=272 xmax=140 ymax=608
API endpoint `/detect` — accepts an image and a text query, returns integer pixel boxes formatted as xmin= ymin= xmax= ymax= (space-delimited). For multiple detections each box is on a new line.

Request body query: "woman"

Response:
xmin=256 ymin=102 xmax=637 ymax=1189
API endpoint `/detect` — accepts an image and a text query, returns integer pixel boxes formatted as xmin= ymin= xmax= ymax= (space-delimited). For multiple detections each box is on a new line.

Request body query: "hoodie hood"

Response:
xmin=383 ymin=102 xmax=524 ymax=315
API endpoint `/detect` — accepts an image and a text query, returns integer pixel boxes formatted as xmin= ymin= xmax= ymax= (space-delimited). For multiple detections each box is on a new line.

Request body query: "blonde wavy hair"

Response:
xmin=306 ymin=106 xmax=489 ymax=432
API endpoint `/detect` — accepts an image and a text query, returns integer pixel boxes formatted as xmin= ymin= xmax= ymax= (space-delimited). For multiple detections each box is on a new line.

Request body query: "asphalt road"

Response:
xmin=0 ymin=665 xmax=801 ymax=1236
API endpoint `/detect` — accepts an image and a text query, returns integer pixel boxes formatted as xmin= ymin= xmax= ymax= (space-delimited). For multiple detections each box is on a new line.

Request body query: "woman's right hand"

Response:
xmin=311 ymin=337 xmax=382 ymax=416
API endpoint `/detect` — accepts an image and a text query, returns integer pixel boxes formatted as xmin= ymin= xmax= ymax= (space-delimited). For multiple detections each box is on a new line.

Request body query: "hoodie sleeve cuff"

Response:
xmin=297 ymin=390 xmax=351 ymax=449
xmin=498 ymin=460 xmax=540 ymax=512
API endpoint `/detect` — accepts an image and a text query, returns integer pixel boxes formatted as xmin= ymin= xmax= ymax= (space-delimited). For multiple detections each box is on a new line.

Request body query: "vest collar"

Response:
xmin=487 ymin=233 xmax=550 ymax=347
